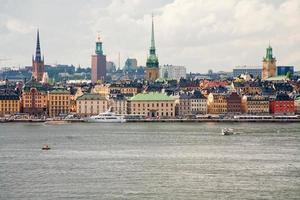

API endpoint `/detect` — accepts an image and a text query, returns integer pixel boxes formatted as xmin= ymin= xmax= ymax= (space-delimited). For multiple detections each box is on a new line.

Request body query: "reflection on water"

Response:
xmin=0 ymin=122 xmax=300 ymax=199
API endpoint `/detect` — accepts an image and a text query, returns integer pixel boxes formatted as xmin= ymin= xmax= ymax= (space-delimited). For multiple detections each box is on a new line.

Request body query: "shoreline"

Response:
xmin=1 ymin=118 xmax=300 ymax=123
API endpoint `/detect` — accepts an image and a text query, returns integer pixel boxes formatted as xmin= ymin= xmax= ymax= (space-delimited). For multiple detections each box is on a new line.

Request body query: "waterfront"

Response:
xmin=0 ymin=123 xmax=300 ymax=199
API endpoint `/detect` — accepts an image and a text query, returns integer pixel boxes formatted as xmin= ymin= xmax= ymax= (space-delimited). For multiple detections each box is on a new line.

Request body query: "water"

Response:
xmin=0 ymin=122 xmax=300 ymax=199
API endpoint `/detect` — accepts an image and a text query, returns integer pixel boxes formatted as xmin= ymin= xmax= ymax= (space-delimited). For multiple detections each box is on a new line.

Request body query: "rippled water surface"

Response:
xmin=0 ymin=122 xmax=300 ymax=199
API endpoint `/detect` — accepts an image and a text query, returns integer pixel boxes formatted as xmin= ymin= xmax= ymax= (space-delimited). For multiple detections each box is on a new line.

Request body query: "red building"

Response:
xmin=270 ymin=93 xmax=294 ymax=114
xmin=227 ymin=92 xmax=242 ymax=114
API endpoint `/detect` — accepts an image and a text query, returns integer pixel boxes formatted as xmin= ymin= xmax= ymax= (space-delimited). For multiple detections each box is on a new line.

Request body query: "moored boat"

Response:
xmin=86 ymin=110 xmax=126 ymax=123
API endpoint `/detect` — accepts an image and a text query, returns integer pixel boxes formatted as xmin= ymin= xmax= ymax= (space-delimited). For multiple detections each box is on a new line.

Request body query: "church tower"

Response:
xmin=262 ymin=45 xmax=276 ymax=80
xmin=91 ymin=34 xmax=107 ymax=84
xmin=145 ymin=15 xmax=159 ymax=81
xmin=32 ymin=29 xmax=45 ymax=82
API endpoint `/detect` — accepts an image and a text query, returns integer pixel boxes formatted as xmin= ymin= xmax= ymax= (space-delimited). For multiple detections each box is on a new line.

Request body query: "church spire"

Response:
xmin=35 ymin=29 xmax=42 ymax=62
xmin=151 ymin=14 xmax=155 ymax=50
xmin=146 ymin=14 xmax=159 ymax=69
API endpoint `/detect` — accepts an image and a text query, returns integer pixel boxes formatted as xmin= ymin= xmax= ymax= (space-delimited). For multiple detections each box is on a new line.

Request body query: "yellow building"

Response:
xmin=128 ymin=93 xmax=175 ymax=118
xmin=241 ymin=95 xmax=269 ymax=114
xmin=76 ymin=94 xmax=108 ymax=116
xmin=22 ymin=81 xmax=48 ymax=115
xmin=48 ymin=89 xmax=71 ymax=117
xmin=0 ymin=93 xmax=20 ymax=116
xmin=207 ymin=93 xmax=227 ymax=114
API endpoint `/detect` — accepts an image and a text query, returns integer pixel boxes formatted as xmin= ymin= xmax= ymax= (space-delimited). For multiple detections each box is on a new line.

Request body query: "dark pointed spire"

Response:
xmin=35 ymin=29 xmax=42 ymax=62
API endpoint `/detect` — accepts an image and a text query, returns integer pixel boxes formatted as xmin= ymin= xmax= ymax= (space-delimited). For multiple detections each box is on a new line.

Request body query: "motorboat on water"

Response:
xmin=222 ymin=128 xmax=234 ymax=135
xmin=86 ymin=110 xmax=126 ymax=123
xmin=42 ymin=145 xmax=51 ymax=150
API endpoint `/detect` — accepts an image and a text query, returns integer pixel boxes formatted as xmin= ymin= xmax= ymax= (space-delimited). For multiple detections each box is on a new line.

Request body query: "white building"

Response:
xmin=160 ymin=65 xmax=186 ymax=81
xmin=76 ymin=94 xmax=108 ymax=116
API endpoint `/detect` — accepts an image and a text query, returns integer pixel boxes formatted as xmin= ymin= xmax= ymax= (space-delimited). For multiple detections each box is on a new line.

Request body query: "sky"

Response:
xmin=0 ymin=0 xmax=299 ymax=73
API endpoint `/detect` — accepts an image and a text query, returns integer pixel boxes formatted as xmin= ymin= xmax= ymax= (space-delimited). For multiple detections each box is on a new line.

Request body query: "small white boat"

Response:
xmin=222 ymin=128 xmax=234 ymax=135
xmin=86 ymin=110 xmax=126 ymax=123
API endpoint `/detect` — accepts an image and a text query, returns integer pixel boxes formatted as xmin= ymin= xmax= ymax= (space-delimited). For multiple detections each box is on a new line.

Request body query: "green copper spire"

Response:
xmin=264 ymin=44 xmax=274 ymax=61
xmin=95 ymin=33 xmax=103 ymax=55
xmin=146 ymin=14 xmax=159 ymax=68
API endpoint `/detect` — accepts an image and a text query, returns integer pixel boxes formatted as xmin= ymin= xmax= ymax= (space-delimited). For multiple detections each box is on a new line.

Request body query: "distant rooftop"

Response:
xmin=130 ymin=92 xmax=173 ymax=101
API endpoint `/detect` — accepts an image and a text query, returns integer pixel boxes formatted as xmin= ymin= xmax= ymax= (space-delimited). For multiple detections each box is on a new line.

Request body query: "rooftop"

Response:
xmin=77 ymin=93 xmax=107 ymax=101
xmin=130 ymin=92 xmax=173 ymax=101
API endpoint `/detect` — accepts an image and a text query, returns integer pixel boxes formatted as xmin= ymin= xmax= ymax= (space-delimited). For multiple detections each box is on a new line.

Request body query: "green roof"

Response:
xmin=77 ymin=93 xmax=106 ymax=101
xmin=49 ymin=89 xmax=70 ymax=94
xmin=295 ymin=95 xmax=300 ymax=101
xmin=130 ymin=92 xmax=173 ymax=101
xmin=266 ymin=75 xmax=287 ymax=81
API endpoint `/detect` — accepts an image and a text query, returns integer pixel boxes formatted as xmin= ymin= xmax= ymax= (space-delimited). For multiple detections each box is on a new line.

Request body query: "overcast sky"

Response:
xmin=0 ymin=0 xmax=299 ymax=72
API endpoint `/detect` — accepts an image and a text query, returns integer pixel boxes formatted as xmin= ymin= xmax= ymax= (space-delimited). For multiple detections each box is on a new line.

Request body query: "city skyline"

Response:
xmin=0 ymin=0 xmax=299 ymax=72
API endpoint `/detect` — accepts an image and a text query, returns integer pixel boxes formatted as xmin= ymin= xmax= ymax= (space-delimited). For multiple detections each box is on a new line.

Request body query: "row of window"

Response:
xmin=133 ymin=103 xmax=173 ymax=107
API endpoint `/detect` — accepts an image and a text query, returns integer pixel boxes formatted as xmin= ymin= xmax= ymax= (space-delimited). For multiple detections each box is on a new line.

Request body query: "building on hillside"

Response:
xmin=0 ymin=92 xmax=20 ymax=116
xmin=22 ymin=81 xmax=48 ymax=115
xmin=233 ymin=66 xmax=262 ymax=78
xmin=277 ymin=66 xmax=294 ymax=76
xmin=270 ymin=93 xmax=294 ymax=115
xmin=48 ymin=89 xmax=71 ymax=117
xmin=109 ymin=94 xmax=127 ymax=115
xmin=32 ymin=29 xmax=45 ymax=82
xmin=160 ymin=65 xmax=186 ymax=81
xmin=128 ymin=93 xmax=175 ymax=118
xmin=241 ymin=95 xmax=269 ymax=114
xmin=227 ymin=92 xmax=242 ymax=114
xmin=124 ymin=58 xmax=138 ymax=72
xmin=91 ymin=34 xmax=107 ymax=83
xmin=76 ymin=94 xmax=108 ymax=117
xmin=207 ymin=93 xmax=228 ymax=114
xmin=262 ymin=45 xmax=276 ymax=80
xmin=145 ymin=15 xmax=159 ymax=81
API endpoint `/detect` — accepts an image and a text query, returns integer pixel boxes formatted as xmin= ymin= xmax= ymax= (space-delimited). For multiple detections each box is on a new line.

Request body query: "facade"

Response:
xmin=32 ymin=30 xmax=45 ymax=82
xmin=109 ymin=94 xmax=127 ymax=115
xmin=145 ymin=16 xmax=159 ymax=81
xmin=76 ymin=94 xmax=108 ymax=116
xmin=190 ymin=93 xmax=207 ymax=115
xmin=233 ymin=66 xmax=262 ymax=78
xmin=22 ymin=82 xmax=48 ymax=115
xmin=0 ymin=93 xmax=20 ymax=116
xmin=48 ymin=89 xmax=71 ymax=117
xmin=277 ymin=66 xmax=294 ymax=76
xmin=270 ymin=93 xmax=294 ymax=115
xmin=177 ymin=92 xmax=207 ymax=116
xmin=128 ymin=93 xmax=175 ymax=118
xmin=207 ymin=93 xmax=228 ymax=114
xmin=178 ymin=93 xmax=191 ymax=117
xmin=160 ymin=65 xmax=186 ymax=81
xmin=227 ymin=92 xmax=242 ymax=114
xmin=91 ymin=34 xmax=107 ymax=83
xmin=262 ymin=45 xmax=276 ymax=80
xmin=241 ymin=95 xmax=269 ymax=114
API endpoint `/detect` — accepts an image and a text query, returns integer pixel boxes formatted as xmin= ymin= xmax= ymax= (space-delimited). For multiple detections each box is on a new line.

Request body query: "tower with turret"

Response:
xmin=32 ymin=30 xmax=45 ymax=82
xmin=145 ymin=15 xmax=159 ymax=81
xmin=91 ymin=34 xmax=107 ymax=83
xmin=262 ymin=45 xmax=276 ymax=80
